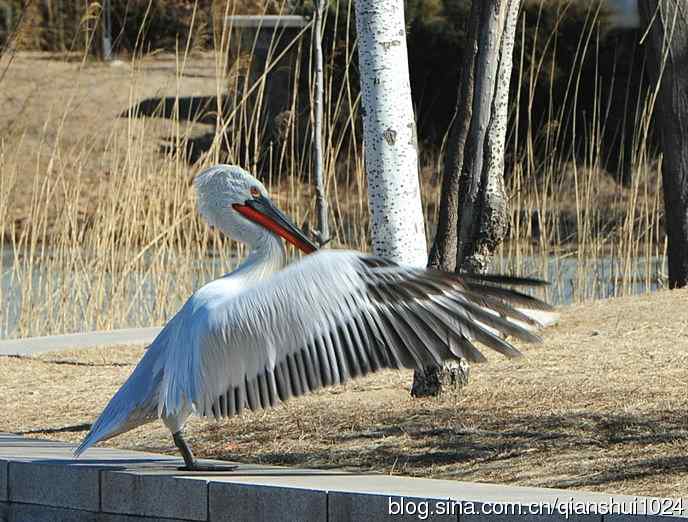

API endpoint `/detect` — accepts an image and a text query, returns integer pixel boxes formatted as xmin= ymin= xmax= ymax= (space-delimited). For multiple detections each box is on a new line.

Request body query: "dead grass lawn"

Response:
xmin=2 ymin=289 xmax=687 ymax=498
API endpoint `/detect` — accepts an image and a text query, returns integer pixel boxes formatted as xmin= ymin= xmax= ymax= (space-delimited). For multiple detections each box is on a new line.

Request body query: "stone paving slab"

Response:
xmin=2 ymin=434 xmax=686 ymax=521
xmin=0 ymin=327 xmax=162 ymax=356
xmin=0 ymin=435 xmax=176 ymax=465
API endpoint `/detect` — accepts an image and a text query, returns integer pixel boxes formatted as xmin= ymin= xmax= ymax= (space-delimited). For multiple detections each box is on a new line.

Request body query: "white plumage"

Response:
xmin=75 ymin=164 xmax=556 ymax=470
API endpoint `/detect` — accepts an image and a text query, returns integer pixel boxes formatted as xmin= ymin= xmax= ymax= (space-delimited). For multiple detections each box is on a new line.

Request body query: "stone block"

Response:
xmin=329 ymin=491 xmax=456 ymax=522
xmin=8 ymin=503 xmax=97 ymax=522
xmin=101 ymin=470 xmax=208 ymax=521
xmin=0 ymin=461 xmax=7 ymax=502
xmin=462 ymin=508 xmax=599 ymax=522
xmin=97 ymin=512 xmax=193 ymax=522
xmin=9 ymin=461 xmax=100 ymax=511
xmin=606 ymin=513 xmax=688 ymax=521
xmin=209 ymin=482 xmax=326 ymax=522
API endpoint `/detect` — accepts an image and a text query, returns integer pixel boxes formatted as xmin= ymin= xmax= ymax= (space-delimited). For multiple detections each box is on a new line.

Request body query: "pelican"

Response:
xmin=75 ymin=164 xmax=556 ymax=471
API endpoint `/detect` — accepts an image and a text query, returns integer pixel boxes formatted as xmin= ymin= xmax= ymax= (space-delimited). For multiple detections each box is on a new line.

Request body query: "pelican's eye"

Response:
xmin=250 ymin=186 xmax=261 ymax=198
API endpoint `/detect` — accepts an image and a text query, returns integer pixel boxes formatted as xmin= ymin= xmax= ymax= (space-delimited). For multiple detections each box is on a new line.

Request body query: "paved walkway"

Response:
xmin=0 ymin=327 xmax=163 ymax=356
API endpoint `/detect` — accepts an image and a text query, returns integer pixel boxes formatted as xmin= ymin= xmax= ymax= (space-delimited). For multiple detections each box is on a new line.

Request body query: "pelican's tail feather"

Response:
xmin=74 ymin=340 xmax=166 ymax=458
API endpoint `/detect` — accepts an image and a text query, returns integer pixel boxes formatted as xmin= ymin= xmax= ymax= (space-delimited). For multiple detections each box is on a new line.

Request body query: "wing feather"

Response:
xmin=245 ymin=375 xmax=259 ymax=411
xmin=313 ymin=334 xmax=334 ymax=387
xmin=275 ymin=361 xmax=292 ymax=401
xmin=159 ymin=251 xmax=555 ymax=419
xmin=235 ymin=384 xmax=246 ymax=416
xmin=328 ymin=320 xmax=351 ymax=382
xmin=226 ymin=388 xmax=236 ymax=416
xmin=265 ymin=370 xmax=280 ymax=407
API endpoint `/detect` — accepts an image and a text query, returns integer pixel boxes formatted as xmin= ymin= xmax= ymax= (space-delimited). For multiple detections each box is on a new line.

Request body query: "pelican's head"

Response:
xmin=193 ymin=164 xmax=318 ymax=254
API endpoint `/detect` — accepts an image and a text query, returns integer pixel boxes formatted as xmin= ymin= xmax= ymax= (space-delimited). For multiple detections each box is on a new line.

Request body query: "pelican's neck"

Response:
xmin=231 ymin=232 xmax=287 ymax=282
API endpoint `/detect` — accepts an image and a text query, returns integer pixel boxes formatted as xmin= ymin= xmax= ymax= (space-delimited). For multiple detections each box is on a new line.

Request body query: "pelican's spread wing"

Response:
xmin=159 ymin=251 xmax=556 ymax=419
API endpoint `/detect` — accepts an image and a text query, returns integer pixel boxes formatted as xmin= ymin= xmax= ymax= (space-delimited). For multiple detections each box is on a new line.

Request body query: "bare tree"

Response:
xmin=312 ymin=0 xmax=330 ymax=247
xmin=353 ymin=0 xmax=427 ymax=267
xmin=412 ymin=0 xmax=522 ymax=397
xmin=638 ymin=0 xmax=688 ymax=288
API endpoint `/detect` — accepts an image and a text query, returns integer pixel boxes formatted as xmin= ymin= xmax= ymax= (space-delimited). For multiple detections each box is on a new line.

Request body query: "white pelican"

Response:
xmin=75 ymin=164 xmax=555 ymax=471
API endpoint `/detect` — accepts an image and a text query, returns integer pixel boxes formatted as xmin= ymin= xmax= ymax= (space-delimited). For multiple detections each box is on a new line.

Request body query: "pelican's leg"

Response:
xmin=173 ymin=431 xmax=196 ymax=469
xmin=173 ymin=431 xmax=238 ymax=472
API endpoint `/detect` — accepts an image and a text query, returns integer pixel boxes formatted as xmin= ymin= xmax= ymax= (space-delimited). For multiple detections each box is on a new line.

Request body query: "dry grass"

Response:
xmin=2 ymin=288 xmax=688 ymax=498
xmin=0 ymin=3 xmax=374 ymax=338
xmin=0 ymin=43 xmax=667 ymax=338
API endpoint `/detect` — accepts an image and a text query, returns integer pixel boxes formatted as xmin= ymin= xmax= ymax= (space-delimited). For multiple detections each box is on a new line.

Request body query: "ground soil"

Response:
xmin=2 ymin=289 xmax=687 ymax=498
xmin=0 ymin=51 xmax=218 ymax=232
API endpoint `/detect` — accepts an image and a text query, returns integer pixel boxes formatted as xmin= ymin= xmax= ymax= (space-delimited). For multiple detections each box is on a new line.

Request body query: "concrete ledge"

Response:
xmin=0 ymin=434 xmax=685 ymax=522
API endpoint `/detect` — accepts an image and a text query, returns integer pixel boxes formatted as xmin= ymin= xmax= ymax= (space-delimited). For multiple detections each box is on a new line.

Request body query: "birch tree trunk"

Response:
xmin=412 ymin=0 xmax=522 ymax=397
xmin=638 ymin=0 xmax=688 ymax=288
xmin=312 ymin=0 xmax=330 ymax=247
xmin=353 ymin=0 xmax=428 ymax=267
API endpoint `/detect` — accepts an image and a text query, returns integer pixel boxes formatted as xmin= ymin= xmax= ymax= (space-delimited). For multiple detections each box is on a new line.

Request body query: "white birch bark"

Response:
xmin=353 ymin=0 xmax=427 ymax=267
xmin=485 ymin=0 xmax=519 ymax=190
xmin=312 ymin=0 xmax=329 ymax=246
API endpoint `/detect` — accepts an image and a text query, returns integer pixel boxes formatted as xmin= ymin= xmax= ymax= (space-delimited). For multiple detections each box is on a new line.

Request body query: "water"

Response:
xmin=0 ymin=246 xmax=667 ymax=340
xmin=0 ymin=246 xmax=233 ymax=340
xmin=493 ymin=254 xmax=667 ymax=305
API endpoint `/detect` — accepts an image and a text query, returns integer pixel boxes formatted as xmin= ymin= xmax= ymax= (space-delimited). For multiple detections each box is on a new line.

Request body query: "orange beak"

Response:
xmin=233 ymin=196 xmax=318 ymax=254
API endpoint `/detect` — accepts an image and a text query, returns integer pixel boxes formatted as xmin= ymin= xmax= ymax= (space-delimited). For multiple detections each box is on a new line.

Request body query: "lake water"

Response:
xmin=0 ymin=246 xmax=667 ymax=340
xmin=0 ymin=247 xmax=233 ymax=340
xmin=494 ymin=254 xmax=666 ymax=305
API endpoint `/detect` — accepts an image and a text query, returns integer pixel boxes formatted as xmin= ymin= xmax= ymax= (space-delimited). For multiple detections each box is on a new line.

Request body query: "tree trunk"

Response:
xmin=353 ymin=0 xmax=428 ymax=267
xmin=312 ymin=0 xmax=330 ymax=247
xmin=101 ymin=0 xmax=113 ymax=61
xmin=638 ymin=0 xmax=688 ymax=288
xmin=412 ymin=0 xmax=521 ymax=397
xmin=456 ymin=0 xmax=519 ymax=273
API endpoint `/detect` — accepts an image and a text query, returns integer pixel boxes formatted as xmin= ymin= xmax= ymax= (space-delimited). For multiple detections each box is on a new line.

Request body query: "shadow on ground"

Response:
xmin=121 ymin=95 xmax=226 ymax=163
xmin=203 ymin=408 xmax=688 ymax=490
xmin=121 ymin=95 xmax=224 ymax=124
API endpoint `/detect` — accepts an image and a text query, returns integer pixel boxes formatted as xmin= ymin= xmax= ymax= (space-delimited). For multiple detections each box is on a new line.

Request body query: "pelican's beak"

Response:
xmin=233 ymin=196 xmax=319 ymax=254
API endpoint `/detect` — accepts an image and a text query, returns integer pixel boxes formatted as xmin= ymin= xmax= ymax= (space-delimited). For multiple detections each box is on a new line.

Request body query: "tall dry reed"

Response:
xmin=0 ymin=0 xmax=666 ymax=340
